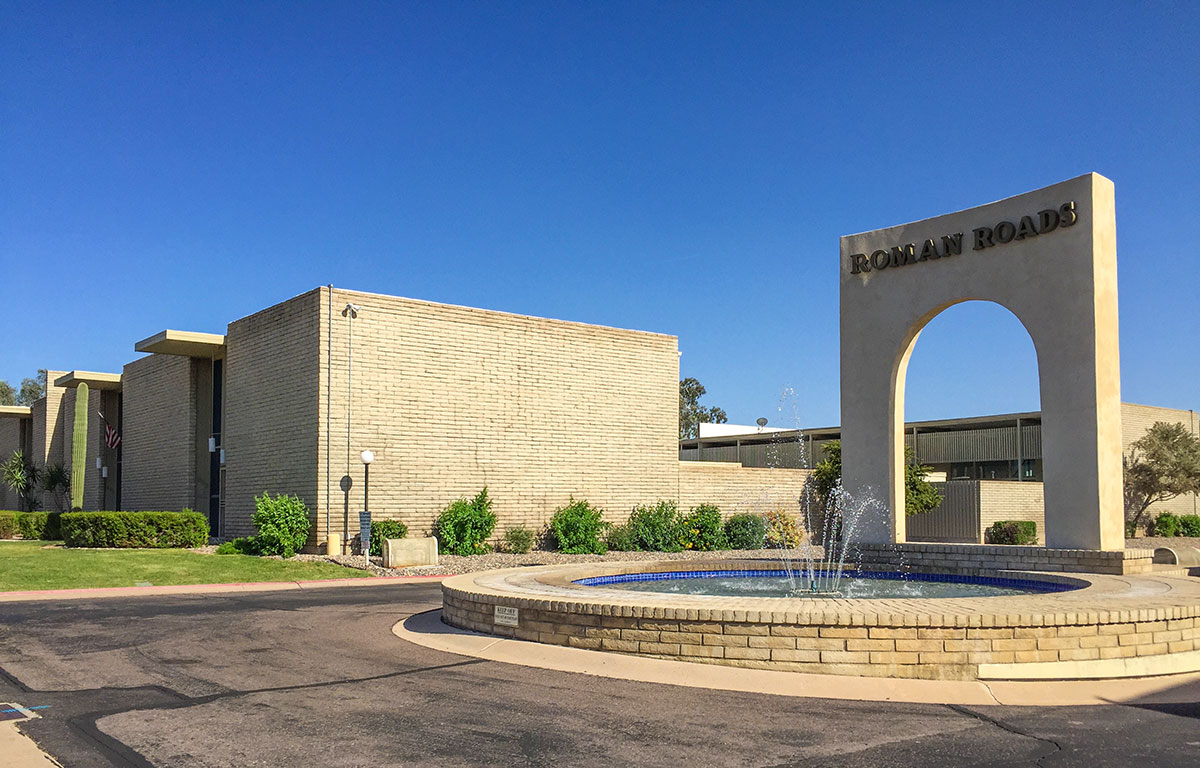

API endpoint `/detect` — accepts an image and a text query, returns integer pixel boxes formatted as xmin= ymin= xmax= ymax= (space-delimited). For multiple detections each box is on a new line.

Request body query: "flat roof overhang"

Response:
xmin=53 ymin=371 xmax=123 ymax=391
xmin=0 ymin=405 xmax=32 ymax=418
xmin=135 ymin=330 xmax=226 ymax=357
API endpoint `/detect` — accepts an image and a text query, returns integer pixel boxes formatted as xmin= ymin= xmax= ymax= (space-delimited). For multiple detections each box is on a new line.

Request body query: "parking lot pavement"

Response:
xmin=1 ymin=582 xmax=1197 ymax=767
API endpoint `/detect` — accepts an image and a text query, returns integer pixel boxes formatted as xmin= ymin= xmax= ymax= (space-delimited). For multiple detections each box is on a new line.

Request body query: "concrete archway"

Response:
xmin=839 ymin=173 xmax=1122 ymax=550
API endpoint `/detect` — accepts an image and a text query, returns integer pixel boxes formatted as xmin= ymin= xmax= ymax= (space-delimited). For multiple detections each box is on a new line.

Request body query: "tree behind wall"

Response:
xmin=16 ymin=370 xmax=47 ymax=406
xmin=811 ymin=439 xmax=943 ymax=518
xmin=679 ymin=377 xmax=727 ymax=439
xmin=1124 ymin=422 xmax=1200 ymax=534
xmin=0 ymin=381 xmax=15 ymax=406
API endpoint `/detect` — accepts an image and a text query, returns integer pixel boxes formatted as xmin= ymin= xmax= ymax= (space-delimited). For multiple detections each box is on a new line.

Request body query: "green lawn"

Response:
xmin=0 ymin=541 xmax=371 ymax=592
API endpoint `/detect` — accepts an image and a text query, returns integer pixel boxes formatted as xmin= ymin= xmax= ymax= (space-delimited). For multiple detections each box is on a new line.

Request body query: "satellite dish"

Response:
xmin=756 ymin=417 xmax=768 ymax=427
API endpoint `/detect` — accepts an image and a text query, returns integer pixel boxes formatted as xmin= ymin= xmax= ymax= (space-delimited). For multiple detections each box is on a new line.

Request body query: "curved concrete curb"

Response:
xmin=0 ymin=574 xmax=444 ymax=603
xmin=394 ymin=609 xmax=1200 ymax=707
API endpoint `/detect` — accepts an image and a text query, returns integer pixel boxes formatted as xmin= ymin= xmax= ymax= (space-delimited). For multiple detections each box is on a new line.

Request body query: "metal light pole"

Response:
xmin=360 ymin=450 xmax=374 ymax=559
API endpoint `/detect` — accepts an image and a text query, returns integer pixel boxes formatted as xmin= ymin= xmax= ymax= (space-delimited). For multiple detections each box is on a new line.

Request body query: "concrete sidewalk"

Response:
xmin=1 ymin=722 xmax=60 ymax=767
xmin=0 ymin=574 xmax=444 ymax=603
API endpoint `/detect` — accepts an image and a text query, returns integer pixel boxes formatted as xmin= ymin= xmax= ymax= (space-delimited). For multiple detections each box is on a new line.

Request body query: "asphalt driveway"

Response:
xmin=0 ymin=583 xmax=1197 ymax=767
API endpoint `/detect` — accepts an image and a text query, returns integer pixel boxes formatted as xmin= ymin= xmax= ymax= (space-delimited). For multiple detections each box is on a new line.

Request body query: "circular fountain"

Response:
xmin=441 ymin=556 xmax=1200 ymax=681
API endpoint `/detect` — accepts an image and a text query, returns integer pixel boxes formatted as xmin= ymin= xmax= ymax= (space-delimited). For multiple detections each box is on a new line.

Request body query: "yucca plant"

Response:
xmin=2 ymin=451 xmax=40 ymax=512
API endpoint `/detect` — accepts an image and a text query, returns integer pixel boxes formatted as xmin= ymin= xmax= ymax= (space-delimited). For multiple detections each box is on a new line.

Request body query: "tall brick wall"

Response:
xmin=30 ymin=370 xmax=68 ymax=468
xmin=678 ymin=461 xmax=814 ymax=519
xmin=1121 ymin=402 xmax=1199 ymax=517
xmin=313 ymin=287 xmax=679 ymax=547
xmin=979 ymin=480 xmax=1045 ymax=544
xmin=121 ymin=355 xmax=197 ymax=512
xmin=222 ymin=290 xmax=321 ymax=539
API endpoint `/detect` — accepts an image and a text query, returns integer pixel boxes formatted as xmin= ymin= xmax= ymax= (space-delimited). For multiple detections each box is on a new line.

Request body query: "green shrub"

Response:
xmin=626 ymin=500 xmax=684 ymax=552
xmin=17 ymin=511 xmax=61 ymax=541
xmin=215 ymin=537 xmax=261 ymax=555
xmin=764 ymin=508 xmax=804 ymax=548
xmin=252 ymin=493 xmax=311 ymax=558
xmin=0 ymin=511 xmax=19 ymax=539
xmin=605 ymin=523 xmax=638 ymax=551
xmin=1179 ymin=515 xmax=1200 ymax=538
xmin=679 ymin=504 xmax=725 ymax=551
xmin=1151 ymin=512 xmax=1181 ymax=538
xmin=435 ymin=487 xmax=497 ymax=555
xmin=502 ymin=526 xmax=535 ymax=554
xmin=61 ymin=510 xmax=209 ymax=548
xmin=723 ymin=513 xmax=767 ymax=550
xmin=369 ymin=519 xmax=409 ymax=557
xmin=548 ymin=498 xmax=608 ymax=554
xmin=986 ymin=520 xmax=1038 ymax=545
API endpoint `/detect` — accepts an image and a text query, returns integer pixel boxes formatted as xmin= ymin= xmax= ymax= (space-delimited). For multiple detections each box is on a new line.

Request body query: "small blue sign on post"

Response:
xmin=359 ymin=510 xmax=371 ymax=558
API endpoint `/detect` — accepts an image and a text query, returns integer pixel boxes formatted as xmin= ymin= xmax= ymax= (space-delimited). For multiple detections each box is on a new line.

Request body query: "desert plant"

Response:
xmin=502 ymin=526 xmax=535 ymax=554
xmin=547 ymin=498 xmax=607 ymax=554
xmin=763 ymin=507 xmax=804 ymax=548
xmin=252 ymin=493 xmax=311 ymax=557
xmin=70 ymin=382 xmax=88 ymax=510
xmin=2 ymin=451 xmax=40 ymax=512
xmin=435 ymin=487 xmax=497 ymax=555
xmin=1151 ymin=512 xmax=1181 ymax=538
xmin=60 ymin=510 xmax=209 ymax=548
xmin=41 ymin=463 xmax=71 ymax=513
xmin=986 ymin=520 xmax=1038 ymax=545
xmin=679 ymin=504 xmax=725 ymax=551
xmin=626 ymin=500 xmax=684 ymax=552
xmin=369 ymin=519 xmax=409 ymax=557
xmin=723 ymin=513 xmax=767 ymax=550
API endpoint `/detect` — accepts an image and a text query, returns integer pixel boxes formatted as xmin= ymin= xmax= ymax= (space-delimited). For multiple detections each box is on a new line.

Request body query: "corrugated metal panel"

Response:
xmin=906 ymin=480 xmax=981 ymax=543
xmin=736 ymin=441 xmax=807 ymax=469
xmin=914 ymin=427 xmax=1018 ymax=463
xmin=1021 ymin=424 xmax=1042 ymax=459
xmin=697 ymin=445 xmax=740 ymax=463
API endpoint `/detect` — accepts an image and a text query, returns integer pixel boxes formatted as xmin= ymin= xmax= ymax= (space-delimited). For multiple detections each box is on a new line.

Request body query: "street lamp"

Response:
xmin=360 ymin=450 xmax=374 ymax=558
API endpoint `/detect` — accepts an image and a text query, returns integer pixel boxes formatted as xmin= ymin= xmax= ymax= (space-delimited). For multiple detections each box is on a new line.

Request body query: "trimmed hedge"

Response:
xmin=61 ymin=511 xmax=210 ymax=548
xmin=18 ymin=511 xmax=62 ymax=541
xmin=0 ymin=511 xmax=19 ymax=539
xmin=986 ymin=520 xmax=1038 ymax=545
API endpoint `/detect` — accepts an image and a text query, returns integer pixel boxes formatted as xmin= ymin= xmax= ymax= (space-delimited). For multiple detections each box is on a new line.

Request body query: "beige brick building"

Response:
xmin=2 ymin=285 xmax=1194 ymax=551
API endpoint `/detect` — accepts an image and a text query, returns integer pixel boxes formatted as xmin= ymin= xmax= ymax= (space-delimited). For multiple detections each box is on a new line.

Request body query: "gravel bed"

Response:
xmin=1128 ymin=537 xmax=1200 ymax=551
xmin=338 ymin=548 xmax=813 ymax=578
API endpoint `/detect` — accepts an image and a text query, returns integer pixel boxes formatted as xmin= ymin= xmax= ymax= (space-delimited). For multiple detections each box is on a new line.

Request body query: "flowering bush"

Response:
xmin=763 ymin=507 xmax=804 ymax=549
xmin=679 ymin=504 xmax=725 ymax=551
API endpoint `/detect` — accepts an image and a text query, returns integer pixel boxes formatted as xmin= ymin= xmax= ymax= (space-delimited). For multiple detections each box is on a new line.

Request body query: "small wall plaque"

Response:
xmin=494 ymin=605 xmax=519 ymax=627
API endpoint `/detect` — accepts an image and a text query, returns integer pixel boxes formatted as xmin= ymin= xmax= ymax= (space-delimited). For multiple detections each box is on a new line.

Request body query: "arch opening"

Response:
xmin=895 ymin=301 xmax=1046 ymax=545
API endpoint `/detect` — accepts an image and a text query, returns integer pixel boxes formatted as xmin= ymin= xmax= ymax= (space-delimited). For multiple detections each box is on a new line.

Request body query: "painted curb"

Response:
xmin=0 ymin=574 xmax=445 ymax=602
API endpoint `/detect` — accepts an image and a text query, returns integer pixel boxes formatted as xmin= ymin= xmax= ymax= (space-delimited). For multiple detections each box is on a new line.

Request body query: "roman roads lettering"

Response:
xmin=839 ymin=173 xmax=1122 ymax=550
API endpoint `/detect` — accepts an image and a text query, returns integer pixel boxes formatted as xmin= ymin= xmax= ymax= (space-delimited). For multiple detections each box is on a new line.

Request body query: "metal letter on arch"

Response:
xmin=838 ymin=173 xmax=1122 ymax=550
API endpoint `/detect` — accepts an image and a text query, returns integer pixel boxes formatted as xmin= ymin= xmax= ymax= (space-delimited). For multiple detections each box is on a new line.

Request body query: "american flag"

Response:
xmin=105 ymin=424 xmax=121 ymax=449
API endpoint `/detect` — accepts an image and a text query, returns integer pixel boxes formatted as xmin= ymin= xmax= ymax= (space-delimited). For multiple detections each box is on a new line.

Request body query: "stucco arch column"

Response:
xmin=839 ymin=173 xmax=1123 ymax=551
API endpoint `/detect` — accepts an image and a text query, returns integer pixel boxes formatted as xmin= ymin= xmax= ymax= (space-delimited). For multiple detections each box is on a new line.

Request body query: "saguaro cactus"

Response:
xmin=71 ymin=382 xmax=88 ymax=510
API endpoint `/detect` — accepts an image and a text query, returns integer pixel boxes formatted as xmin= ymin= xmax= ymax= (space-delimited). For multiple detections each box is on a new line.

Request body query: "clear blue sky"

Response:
xmin=2 ymin=2 xmax=1197 ymax=428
